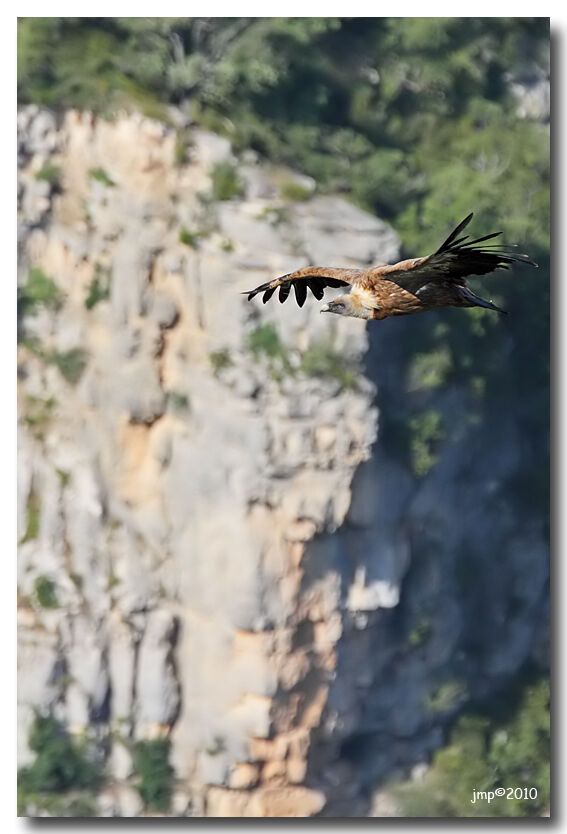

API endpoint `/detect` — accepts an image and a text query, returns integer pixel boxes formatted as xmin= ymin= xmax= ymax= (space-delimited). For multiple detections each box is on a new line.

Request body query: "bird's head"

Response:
xmin=320 ymin=294 xmax=373 ymax=320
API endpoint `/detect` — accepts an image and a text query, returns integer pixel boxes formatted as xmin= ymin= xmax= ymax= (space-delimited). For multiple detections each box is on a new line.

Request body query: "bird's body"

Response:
xmin=244 ymin=214 xmax=537 ymax=321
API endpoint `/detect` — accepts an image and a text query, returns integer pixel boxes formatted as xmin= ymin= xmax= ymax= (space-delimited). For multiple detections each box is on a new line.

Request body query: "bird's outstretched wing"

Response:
xmin=243 ymin=267 xmax=362 ymax=307
xmin=372 ymin=213 xmax=538 ymax=287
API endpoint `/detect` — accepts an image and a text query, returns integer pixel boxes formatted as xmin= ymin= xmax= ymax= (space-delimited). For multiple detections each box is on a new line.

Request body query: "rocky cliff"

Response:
xmin=17 ymin=106 xmax=548 ymax=817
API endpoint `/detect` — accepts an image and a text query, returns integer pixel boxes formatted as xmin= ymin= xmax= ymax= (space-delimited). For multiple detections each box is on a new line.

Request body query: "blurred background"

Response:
xmin=17 ymin=18 xmax=549 ymax=818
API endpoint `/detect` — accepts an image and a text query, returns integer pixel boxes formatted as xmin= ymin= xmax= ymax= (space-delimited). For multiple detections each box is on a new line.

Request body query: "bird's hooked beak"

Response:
xmin=320 ymin=303 xmax=330 ymax=313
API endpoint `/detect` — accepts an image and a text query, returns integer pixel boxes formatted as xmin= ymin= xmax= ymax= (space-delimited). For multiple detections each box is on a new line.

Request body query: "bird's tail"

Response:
xmin=460 ymin=286 xmax=508 ymax=315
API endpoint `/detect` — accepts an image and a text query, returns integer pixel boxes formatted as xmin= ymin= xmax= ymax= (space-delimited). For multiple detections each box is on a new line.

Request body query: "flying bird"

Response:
xmin=243 ymin=213 xmax=537 ymax=321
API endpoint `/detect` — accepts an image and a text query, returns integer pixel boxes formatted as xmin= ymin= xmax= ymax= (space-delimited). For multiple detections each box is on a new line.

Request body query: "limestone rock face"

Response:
xmin=17 ymin=107 xmax=548 ymax=817
xmin=17 ymin=107 xmax=384 ymax=814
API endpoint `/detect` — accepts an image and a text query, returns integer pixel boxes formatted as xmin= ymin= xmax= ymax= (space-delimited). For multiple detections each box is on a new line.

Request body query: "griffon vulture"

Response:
xmin=243 ymin=213 xmax=537 ymax=321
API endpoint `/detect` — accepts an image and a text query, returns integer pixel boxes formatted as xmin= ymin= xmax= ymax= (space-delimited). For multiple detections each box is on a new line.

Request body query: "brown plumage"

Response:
xmin=243 ymin=213 xmax=537 ymax=321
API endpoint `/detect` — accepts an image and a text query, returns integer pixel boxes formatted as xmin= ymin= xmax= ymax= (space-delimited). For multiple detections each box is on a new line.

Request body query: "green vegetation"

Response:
xmin=248 ymin=323 xmax=290 ymax=367
xmin=18 ymin=713 xmax=100 ymax=815
xmin=167 ymin=390 xmax=190 ymax=412
xmin=280 ymin=179 xmax=313 ymax=201
xmin=257 ymin=204 xmax=291 ymax=228
xmin=89 ymin=166 xmax=115 ymax=187
xmin=408 ymin=409 xmax=446 ymax=477
xmin=19 ymin=787 xmax=98 ymax=818
xmin=174 ymin=127 xmax=193 ymax=166
xmin=16 ymin=19 xmax=549 ymax=255
xmin=179 ymin=226 xmax=201 ymax=248
xmin=425 ymin=678 xmax=468 ymax=714
xmin=35 ymin=162 xmax=61 ymax=186
xmin=300 ymin=340 xmax=359 ymax=389
xmin=247 ymin=322 xmax=296 ymax=383
xmin=20 ymin=339 xmax=89 ymax=385
xmin=20 ymin=488 xmax=41 ymax=544
xmin=392 ymin=678 xmax=550 ymax=817
xmin=107 ymin=573 xmax=120 ymax=590
xmin=210 ymin=161 xmax=244 ymax=201
xmin=18 ymin=267 xmax=63 ymax=317
xmin=23 ymin=394 xmax=57 ymax=437
xmin=48 ymin=348 xmax=89 ymax=384
xmin=174 ymin=138 xmax=187 ymax=166
xmin=407 ymin=346 xmax=453 ymax=392
xmin=209 ymin=348 xmax=233 ymax=376
xmin=131 ymin=738 xmax=174 ymax=812
xmin=85 ymin=263 xmax=111 ymax=309
xmin=33 ymin=575 xmax=59 ymax=609
xmin=18 ymin=18 xmax=171 ymax=118
xmin=407 ymin=617 xmax=433 ymax=648
xmin=55 ymin=468 xmax=70 ymax=488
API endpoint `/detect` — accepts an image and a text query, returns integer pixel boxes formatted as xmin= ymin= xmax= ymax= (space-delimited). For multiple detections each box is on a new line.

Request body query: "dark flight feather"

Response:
xmin=435 ymin=212 xmax=474 ymax=254
xmin=279 ymin=284 xmax=291 ymax=303
xmin=294 ymin=282 xmax=307 ymax=307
